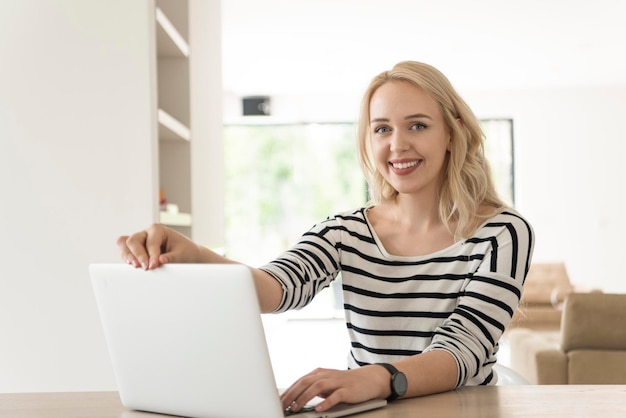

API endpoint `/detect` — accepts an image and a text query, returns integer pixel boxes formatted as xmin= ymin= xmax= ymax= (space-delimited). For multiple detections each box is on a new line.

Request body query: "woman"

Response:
xmin=118 ymin=61 xmax=534 ymax=413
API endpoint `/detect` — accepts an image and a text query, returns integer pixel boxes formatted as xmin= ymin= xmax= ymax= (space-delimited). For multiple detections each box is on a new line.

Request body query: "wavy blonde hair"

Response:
xmin=357 ymin=61 xmax=508 ymax=239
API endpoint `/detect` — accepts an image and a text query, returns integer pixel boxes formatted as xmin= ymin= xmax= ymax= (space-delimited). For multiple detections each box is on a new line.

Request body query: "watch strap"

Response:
xmin=376 ymin=363 xmax=404 ymax=401
xmin=377 ymin=362 xmax=399 ymax=376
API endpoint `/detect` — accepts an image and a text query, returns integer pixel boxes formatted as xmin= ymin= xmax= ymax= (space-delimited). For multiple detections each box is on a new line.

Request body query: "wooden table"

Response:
xmin=1 ymin=385 xmax=625 ymax=417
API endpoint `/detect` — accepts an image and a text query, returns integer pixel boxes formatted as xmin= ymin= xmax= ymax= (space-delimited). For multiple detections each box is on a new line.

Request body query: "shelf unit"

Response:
xmin=148 ymin=0 xmax=223 ymax=248
xmin=154 ymin=0 xmax=192 ymax=233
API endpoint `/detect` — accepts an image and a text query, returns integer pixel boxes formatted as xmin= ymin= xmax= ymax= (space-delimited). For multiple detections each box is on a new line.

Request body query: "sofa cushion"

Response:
xmin=520 ymin=263 xmax=571 ymax=305
xmin=510 ymin=306 xmax=563 ymax=330
xmin=567 ymin=350 xmax=626 ymax=384
xmin=561 ymin=293 xmax=626 ymax=351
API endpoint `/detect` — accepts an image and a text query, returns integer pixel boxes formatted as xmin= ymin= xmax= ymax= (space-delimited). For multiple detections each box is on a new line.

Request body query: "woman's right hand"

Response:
xmin=117 ymin=223 xmax=204 ymax=270
xmin=118 ymin=224 xmax=284 ymax=313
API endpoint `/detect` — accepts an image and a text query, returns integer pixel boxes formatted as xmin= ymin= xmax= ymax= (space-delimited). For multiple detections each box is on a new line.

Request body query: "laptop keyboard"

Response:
xmin=284 ymin=405 xmax=316 ymax=416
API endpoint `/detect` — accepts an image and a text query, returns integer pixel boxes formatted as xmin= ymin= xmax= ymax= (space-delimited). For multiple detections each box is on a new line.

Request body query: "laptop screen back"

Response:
xmin=90 ymin=263 xmax=284 ymax=418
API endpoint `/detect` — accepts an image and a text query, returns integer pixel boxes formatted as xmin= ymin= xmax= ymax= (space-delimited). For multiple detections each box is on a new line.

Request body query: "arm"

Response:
xmin=424 ymin=210 xmax=534 ymax=386
xmin=281 ymin=350 xmax=457 ymax=413
xmin=117 ymin=223 xmax=283 ymax=312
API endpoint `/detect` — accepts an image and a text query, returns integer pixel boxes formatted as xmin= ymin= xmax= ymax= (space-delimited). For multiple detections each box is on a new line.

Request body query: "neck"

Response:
xmin=384 ymin=192 xmax=443 ymax=232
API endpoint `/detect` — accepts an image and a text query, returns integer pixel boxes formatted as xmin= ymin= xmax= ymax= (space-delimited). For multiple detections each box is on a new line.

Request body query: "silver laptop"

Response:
xmin=90 ymin=263 xmax=386 ymax=418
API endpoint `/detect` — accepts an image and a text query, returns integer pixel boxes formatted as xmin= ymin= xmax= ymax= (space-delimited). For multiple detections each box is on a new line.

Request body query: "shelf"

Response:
xmin=155 ymin=7 xmax=189 ymax=58
xmin=157 ymin=109 xmax=190 ymax=141
xmin=159 ymin=211 xmax=192 ymax=227
xmin=153 ymin=0 xmax=220 ymax=246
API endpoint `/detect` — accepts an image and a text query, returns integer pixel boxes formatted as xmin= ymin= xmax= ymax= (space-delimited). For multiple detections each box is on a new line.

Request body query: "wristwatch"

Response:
xmin=376 ymin=363 xmax=408 ymax=401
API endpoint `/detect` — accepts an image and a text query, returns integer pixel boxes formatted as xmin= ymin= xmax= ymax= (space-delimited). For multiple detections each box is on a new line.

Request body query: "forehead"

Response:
xmin=369 ymin=80 xmax=441 ymax=119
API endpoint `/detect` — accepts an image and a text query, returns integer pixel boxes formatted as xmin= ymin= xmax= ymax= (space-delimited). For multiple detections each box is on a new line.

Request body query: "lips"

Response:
xmin=388 ymin=159 xmax=421 ymax=175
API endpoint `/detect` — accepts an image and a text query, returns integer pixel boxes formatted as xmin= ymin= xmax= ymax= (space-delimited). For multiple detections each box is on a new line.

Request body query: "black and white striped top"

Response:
xmin=260 ymin=207 xmax=534 ymax=386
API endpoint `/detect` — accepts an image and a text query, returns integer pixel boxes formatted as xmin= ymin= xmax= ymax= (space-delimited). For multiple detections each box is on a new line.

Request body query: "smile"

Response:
xmin=390 ymin=160 xmax=420 ymax=170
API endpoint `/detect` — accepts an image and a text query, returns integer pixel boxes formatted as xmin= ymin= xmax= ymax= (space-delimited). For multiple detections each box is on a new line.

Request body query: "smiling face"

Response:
xmin=369 ymin=80 xmax=451 ymax=200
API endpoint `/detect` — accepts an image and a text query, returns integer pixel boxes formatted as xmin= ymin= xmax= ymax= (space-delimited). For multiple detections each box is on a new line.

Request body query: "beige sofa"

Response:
xmin=509 ymin=262 xmax=573 ymax=331
xmin=508 ymin=292 xmax=626 ymax=384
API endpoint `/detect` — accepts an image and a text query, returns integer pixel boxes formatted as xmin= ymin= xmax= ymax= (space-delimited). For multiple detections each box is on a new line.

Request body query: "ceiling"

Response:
xmin=221 ymin=0 xmax=626 ymax=96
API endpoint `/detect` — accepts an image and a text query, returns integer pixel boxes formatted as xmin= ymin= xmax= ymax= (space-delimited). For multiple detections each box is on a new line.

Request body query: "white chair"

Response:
xmin=493 ymin=363 xmax=529 ymax=385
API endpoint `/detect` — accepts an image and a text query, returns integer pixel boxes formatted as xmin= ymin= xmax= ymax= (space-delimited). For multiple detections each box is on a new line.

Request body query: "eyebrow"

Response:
xmin=370 ymin=113 xmax=433 ymax=123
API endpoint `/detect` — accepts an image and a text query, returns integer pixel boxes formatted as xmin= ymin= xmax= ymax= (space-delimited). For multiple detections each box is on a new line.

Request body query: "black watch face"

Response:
xmin=392 ymin=372 xmax=408 ymax=397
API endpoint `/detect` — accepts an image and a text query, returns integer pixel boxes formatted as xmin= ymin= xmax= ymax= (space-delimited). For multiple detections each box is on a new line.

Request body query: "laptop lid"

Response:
xmin=90 ymin=263 xmax=386 ymax=418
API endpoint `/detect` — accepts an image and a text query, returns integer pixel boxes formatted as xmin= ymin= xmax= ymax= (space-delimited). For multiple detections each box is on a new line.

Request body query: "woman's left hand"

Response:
xmin=280 ymin=366 xmax=390 ymax=413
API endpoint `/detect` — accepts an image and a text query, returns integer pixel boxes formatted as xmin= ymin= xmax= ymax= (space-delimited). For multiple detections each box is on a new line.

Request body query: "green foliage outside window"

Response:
xmin=224 ymin=123 xmax=365 ymax=267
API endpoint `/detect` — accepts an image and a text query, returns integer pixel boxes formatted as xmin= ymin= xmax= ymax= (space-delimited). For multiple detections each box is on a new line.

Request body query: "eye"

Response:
xmin=410 ymin=122 xmax=428 ymax=131
xmin=373 ymin=125 xmax=391 ymax=134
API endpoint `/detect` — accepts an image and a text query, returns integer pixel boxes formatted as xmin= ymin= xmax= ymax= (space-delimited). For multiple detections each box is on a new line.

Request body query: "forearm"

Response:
xmin=250 ymin=268 xmax=284 ymax=313
xmin=396 ymin=350 xmax=458 ymax=398
xmin=367 ymin=350 xmax=458 ymax=400
xmin=196 ymin=246 xmax=283 ymax=313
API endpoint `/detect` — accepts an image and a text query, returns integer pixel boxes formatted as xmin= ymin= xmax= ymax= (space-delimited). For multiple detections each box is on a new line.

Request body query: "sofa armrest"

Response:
xmin=507 ymin=328 xmax=568 ymax=384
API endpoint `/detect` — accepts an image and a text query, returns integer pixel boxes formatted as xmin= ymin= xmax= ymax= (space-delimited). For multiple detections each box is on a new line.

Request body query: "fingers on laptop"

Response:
xmin=117 ymin=234 xmax=138 ymax=268
xmin=281 ymin=368 xmax=341 ymax=413
xmin=118 ymin=229 xmax=160 ymax=270
xmin=144 ymin=227 xmax=167 ymax=269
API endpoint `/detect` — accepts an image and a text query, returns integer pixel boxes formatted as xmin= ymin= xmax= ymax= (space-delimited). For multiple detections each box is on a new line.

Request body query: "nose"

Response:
xmin=389 ymin=130 xmax=410 ymax=153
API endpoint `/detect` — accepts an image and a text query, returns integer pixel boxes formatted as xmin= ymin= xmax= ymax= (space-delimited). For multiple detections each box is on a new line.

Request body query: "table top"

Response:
xmin=1 ymin=385 xmax=625 ymax=417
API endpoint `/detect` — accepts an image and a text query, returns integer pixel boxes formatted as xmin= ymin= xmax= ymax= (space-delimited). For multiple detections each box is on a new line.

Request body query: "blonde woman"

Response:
xmin=119 ymin=61 xmax=534 ymax=413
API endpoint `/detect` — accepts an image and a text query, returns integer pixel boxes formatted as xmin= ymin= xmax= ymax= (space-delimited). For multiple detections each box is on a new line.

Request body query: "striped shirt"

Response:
xmin=260 ymin=207 xmax=534 ymax=387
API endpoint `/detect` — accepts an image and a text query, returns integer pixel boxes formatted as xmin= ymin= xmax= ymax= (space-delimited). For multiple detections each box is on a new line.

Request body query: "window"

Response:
xmin=223 ymin=123 xmax=365 ymax=264
xmin=481 ymin=118 xmax=515 ymax=205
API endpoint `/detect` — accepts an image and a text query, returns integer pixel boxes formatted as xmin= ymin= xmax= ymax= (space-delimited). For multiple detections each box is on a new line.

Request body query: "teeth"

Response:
xmin=392 ymin=161 xmax=418 ymax=169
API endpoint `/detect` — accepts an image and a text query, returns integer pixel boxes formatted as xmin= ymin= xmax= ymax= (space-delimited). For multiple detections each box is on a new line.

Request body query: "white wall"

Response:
xmin=466 ymin=87 xmax=626 ymax=293
xmin=224 ymin=85 xmax=626 ymax=294
xmin=0 ymin=0 xmax=157 ymax=391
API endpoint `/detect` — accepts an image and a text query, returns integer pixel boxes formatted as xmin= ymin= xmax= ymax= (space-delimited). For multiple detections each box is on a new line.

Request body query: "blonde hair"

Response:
xmin=357 ymin=61 xmax=507 ymax=239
